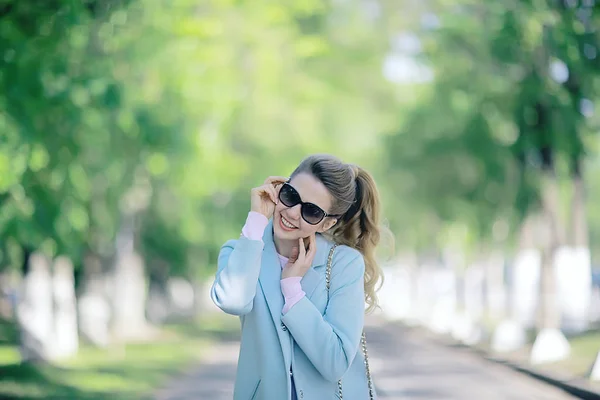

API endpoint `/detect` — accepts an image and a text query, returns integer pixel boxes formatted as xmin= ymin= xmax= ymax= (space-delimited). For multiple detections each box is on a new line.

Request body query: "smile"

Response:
xmin=280 ymin=215 xmax=298 ymax=230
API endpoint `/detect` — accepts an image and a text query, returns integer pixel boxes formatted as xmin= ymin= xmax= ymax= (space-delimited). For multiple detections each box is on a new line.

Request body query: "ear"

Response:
xmin=319 ymin=218 xmax=338 ymax=232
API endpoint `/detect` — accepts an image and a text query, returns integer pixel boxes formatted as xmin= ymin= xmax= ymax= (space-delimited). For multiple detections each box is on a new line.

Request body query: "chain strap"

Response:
xmin=326 ymin=245 xmax=374 ymax=400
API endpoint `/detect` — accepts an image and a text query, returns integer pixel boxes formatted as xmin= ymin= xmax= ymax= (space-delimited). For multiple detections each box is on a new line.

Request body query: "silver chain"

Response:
xmin=326 ymin=245 xmax=374 ymax=400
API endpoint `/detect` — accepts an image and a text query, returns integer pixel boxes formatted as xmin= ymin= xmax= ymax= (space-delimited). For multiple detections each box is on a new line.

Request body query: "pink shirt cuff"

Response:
xmin=281 ymin=277 xmax=305 ymax=314
xmin=241 ymin=211 xmax=269 ymax=241
xmin=241 ymin=211 xmax=305 ymax=314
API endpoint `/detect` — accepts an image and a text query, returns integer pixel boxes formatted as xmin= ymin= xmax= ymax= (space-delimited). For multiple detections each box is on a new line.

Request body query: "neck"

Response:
xmin=273 ymin=235 xmax=297 ymax=258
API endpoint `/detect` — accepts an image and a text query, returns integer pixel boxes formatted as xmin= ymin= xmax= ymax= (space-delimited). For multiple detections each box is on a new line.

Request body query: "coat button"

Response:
xmin=281 ymin=322 xmax=287 ymax=331
xmin=299 ymin=389 xmax=303 ymax=398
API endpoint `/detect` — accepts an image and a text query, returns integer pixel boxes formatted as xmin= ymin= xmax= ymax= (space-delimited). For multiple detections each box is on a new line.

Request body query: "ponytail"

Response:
xmin=329 ymin=166 xmax=383 ymax=313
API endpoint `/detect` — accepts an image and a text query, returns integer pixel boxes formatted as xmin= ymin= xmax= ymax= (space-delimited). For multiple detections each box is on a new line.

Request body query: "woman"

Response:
xmin=211 ymin=154 xmax=383 ymax=400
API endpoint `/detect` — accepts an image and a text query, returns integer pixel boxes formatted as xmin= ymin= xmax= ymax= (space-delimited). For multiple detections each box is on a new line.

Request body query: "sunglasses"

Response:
xmin=278 ymin=182 xmax=340 ymax=225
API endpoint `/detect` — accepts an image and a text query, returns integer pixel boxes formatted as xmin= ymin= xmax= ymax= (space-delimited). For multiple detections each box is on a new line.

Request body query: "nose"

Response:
xmin=286 ymin=204 xmax=302 ymax=221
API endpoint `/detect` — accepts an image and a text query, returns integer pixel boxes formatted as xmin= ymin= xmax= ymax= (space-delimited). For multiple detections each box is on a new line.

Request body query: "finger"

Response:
xmin=289 ymin=245 xmax=299 ymax=263
xmin=274 ymin=182 xmax=283 ymax=195
xmin=307 ymin=234 xmax=317 ymax=257
xmin=267 ymin=185 xmax=279 ymax=204
xmin=297 ymin=238 xmax=306 ymax=260
xmin=302 ymin=236 xmax=310 ymax=248
xmin=304 ymin=237 xmax=317 ymax=264
xmin=259 ymin=185 xmax=278 ymax=204
xmin=264 ymin=176 xmax=288 ymax=185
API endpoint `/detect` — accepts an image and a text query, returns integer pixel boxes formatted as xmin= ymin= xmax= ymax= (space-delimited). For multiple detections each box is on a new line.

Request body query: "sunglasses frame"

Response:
xmin=278 ymin=182 xmax=340 ymax=225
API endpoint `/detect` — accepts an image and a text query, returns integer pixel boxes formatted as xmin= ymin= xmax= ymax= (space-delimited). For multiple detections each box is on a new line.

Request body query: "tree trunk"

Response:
xmin=51 ymin=256 xmax=78 ymax=360
xmin=511 ymin=215 xmax=541 ymax=328
xmin=528 ymin=24 xmax=571 ymax=361
xmin=406 ymin=251 xmax=420 ymax=324
xmin=483 ymin=250 xmax=506 ymax=321
xmin=111 ymin=176 xmax=153 ymax=341
xmin=537 ymin=170 xmax=562 ymax=331
xmin=443 ymin=247 xmax=465 ymax=313
xmin=0 ymin=269 xmax=18 ymax=320
xmin=538 ymin=243 xmax=560 ymax=330
xmin=111 ymin=213 xmax=152 ymax=341
xmin=554 ymin=158 xmax=592 ymax=333
xmin=17 ymin=252 xmax=53 ymax=362
xmin=571 ymin=161 xmax=588 ymax=248
xmin=78 ymin=251 xmax=111 ymax=347
xmin=530 ymin=168 xmax=570 ymax=365
xmin=464 ymin=255 xmax=484 ymax=322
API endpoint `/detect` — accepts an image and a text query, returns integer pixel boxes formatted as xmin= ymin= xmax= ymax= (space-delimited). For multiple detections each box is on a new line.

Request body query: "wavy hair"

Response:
xmin=290 ymin=154 xmax=385 ymax=313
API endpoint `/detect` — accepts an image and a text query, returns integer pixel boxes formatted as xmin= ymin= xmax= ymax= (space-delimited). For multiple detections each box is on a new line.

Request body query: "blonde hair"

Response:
xmin=291 ymin=154 xmax=384 ymax=313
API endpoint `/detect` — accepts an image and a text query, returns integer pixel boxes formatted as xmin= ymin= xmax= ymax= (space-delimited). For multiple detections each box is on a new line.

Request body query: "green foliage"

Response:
xmin=0 ymin=0 xmax=395 ymax=275
xmin=2 ymin=0 xmax=600 ymax=273
xmin=383 ymin=0 xmax=600 ymax=254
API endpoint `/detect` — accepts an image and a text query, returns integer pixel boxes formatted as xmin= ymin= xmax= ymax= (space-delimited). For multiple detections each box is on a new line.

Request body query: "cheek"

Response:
xmin=298 ymin=222 xmax=320 ymax=236
xmin=274 ymin=203 xmax=285 ymax=216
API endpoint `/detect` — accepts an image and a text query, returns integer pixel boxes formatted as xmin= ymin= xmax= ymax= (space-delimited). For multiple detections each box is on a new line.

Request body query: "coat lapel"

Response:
xmin=258 ymin=222 xmax=291 ymax=368
xmin=301 ymin=234 xmax=332 ymax=298
xmin=258 ymin=225 xmax=335 ymax=367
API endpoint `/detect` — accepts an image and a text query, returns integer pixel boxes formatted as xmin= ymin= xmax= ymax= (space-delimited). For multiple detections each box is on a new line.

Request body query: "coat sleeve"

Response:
xmin=280 ymin=249 xmax=365 ymax=382
xmin=210 ymin=237 xmax=264 ymax=316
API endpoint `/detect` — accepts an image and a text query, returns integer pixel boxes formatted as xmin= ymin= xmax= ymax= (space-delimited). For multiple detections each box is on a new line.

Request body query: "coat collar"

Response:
xmin=258 ymin=220 xmax=335 ymax=368
xmin=261 ymin=219 xmax=333 ymax=269
xmin=313 ymin=233 xmax=333 ymax=268
xmin=258 ymin=220 xmax=289 ymax=368
xmin=258 ymin=220 xmax=334 ymax=311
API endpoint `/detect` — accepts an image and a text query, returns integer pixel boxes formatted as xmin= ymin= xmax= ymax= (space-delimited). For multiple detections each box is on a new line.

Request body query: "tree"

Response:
xmin=383 ymin=0 xmax=599 ymax=355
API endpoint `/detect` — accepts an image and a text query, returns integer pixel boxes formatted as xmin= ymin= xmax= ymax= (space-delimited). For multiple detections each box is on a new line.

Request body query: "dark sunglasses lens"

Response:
xmin=279 ymin=184 xmax=300 ymax=207
xmin=302 ymin=203 xmax=325 ymax=225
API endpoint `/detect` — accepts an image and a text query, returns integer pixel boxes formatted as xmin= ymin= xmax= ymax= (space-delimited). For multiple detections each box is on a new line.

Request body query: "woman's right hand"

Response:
xmin=251 ymin=176 xmax=288 ymax=219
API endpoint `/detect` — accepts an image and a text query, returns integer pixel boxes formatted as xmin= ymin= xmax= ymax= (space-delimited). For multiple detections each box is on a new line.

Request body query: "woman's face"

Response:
xmin=273 ymin=172 xmax=338 ymax=241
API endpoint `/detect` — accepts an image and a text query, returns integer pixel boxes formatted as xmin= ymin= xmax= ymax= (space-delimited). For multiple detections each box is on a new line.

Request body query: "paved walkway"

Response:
xmin=154 ymin=318 xmax=578 ymax=400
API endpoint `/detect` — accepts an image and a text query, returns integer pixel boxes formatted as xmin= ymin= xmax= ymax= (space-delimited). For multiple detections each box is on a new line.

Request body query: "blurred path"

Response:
xmin=153 ymin=336 xmax=239 ymax=400
xmin=154 ymin=318 xmax=577 ymax=400
xmin=366 ymin=319 xmax=576 ymax=400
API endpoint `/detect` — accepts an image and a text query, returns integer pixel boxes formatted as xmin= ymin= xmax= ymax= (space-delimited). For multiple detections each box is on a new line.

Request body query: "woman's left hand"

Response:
xmin=282 ymin=234 xmax=317 ymax=279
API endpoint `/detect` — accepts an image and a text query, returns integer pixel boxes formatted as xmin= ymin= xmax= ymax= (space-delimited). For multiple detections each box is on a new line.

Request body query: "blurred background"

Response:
xmin=1 ymin=0 xmax=600 ymax=399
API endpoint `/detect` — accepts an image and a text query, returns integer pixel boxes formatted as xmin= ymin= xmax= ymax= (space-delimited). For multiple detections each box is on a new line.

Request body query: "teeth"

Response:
xmin=281 ymin=216 xmax=296 ymax=229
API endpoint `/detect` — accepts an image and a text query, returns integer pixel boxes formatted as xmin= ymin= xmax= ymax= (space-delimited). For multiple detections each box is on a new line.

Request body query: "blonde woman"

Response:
xmin=211 ymin=154 xmax=383 ymax=399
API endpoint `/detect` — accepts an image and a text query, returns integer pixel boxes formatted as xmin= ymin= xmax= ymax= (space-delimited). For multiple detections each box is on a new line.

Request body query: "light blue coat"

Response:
xmin=211 ymin=220 xmax=375 ymax=400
